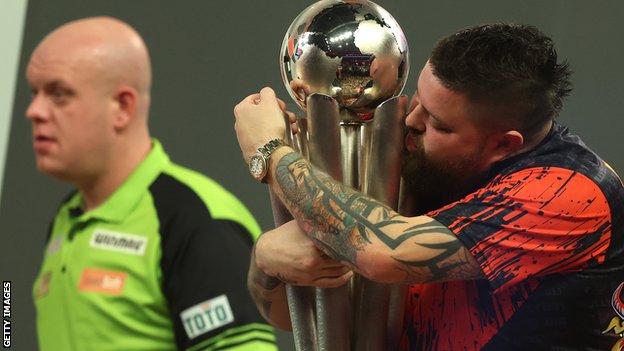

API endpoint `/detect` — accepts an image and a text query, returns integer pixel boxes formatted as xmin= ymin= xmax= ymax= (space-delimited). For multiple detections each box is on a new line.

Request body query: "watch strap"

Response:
xmin=258 ymin=139 xmax=287 ymax=160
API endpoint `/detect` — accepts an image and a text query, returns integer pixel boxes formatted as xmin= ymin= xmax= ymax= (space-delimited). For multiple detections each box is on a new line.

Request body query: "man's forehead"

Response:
xmin=416 ymin=63 xmax=436 ymax=92
xmin=27 ymin=46 xmax=100 ymax=83
xmin=414 ymin=65 xmax=440 ymax=110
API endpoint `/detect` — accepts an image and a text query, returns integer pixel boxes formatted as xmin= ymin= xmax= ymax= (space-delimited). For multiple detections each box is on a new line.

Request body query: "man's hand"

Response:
xmin=234 ymin=87 xmax=293 ymax=163
xmin=255 ymin=220 xmax=353 ymax=288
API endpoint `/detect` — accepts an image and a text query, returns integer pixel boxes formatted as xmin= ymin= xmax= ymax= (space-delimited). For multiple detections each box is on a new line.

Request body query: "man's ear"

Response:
xmin=485 ymin=130 xmax=524 ymax=165
xmin=112 ymin=86 xmax=137 ymax=131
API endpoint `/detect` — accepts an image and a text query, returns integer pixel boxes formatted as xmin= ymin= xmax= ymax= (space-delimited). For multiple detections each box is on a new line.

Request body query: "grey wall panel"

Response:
xmin=1 ymin=1 xmax=622 ymax=350
xmin=0 ymin=0 xmax=28 ymax=210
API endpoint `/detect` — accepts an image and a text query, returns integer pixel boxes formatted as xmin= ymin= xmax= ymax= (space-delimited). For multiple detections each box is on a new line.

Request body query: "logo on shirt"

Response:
xmin=78 ymin=268 xmax=127 ymax=295
xmin=603 ymin=281 xmax=624 ymax=350
xmin=180 ymin=294 xmax=235 ymax=339
xmin=45 ymin=236 xmax=63 ymax=256
xmin=90 ymin=229 xmax=147 ymax=256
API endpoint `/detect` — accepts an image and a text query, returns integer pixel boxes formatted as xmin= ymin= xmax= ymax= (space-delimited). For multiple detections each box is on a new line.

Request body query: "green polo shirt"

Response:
xmin=33 ymin=140 xmax=276 ymax=351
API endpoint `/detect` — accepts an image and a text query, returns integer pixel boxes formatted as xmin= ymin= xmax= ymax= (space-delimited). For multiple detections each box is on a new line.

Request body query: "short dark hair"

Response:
xmin=429 ymin=23 xmax=572 ymax=138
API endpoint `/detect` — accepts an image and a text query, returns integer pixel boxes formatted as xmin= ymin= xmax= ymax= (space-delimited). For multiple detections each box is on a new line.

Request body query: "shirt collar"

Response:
xmin=68 ymin=139 xmax=170 ymax=223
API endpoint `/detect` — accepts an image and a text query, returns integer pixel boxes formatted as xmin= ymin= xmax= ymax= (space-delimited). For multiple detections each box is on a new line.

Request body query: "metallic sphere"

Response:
xmin=280 ymin=0 xmax=409 ymax=117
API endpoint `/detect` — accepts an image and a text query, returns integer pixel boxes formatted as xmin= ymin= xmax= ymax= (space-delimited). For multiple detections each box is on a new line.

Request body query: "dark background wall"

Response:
xmin=1 ymin=1 xmax=622 ymax=350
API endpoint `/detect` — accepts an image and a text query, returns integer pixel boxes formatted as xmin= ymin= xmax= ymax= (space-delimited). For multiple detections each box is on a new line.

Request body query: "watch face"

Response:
xmin=249 ymin=154 xmax=266 ymax=180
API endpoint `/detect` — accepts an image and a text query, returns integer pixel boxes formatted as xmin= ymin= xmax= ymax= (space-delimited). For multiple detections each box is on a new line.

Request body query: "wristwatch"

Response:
xmin=249 ymin=139 xmax=287 ymax=183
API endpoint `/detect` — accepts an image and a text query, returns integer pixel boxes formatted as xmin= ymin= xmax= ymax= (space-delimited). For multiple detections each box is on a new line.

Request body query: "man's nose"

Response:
xmin=405 ymin=104 xmax=426 ymax=133
xmin=26 ymin=94 xmax=49 ymax=122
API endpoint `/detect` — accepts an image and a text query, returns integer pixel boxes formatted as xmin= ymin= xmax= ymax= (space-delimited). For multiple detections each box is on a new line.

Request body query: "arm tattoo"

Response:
xmin=250 ymin=246 xmax=283 ymax=318
xmin=251 ymin=271 xmax=280 ymax=318
xmin=275 ymin=151 xmax=482 ymax=283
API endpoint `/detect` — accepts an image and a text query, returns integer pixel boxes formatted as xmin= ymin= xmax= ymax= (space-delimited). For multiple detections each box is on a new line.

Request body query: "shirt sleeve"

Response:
xmin=158 ymin=207 xmax=277 ymax=351
xmin=429 ymin=166 xmax=612 ymax=291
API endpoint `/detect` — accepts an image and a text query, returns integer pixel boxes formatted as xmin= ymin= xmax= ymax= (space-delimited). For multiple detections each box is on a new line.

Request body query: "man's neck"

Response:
xmin=78 ymin=139 xmax=152 ymax=212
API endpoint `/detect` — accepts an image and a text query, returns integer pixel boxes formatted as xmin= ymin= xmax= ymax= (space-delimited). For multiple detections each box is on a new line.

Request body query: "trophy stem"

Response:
xmin=307 ymin=94 xmax=351 ymax=351
xmin=288 ymin=94 xmax=407 ymax=350
xmin=286 ymin=285 xmax=318 ymax=351
xmin=339 ymin=120 xmax=362 ymax=190
xmin=352 ymin=95 xmax=408 ymax=351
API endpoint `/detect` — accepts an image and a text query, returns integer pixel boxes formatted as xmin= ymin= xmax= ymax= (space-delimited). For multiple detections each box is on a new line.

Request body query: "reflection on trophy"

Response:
xmin=268 ymin=1 xmax=410 ymax=350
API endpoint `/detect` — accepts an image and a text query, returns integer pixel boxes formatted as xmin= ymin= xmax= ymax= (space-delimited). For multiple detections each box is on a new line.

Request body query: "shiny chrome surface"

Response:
xmin=353 ymin=95 xmax=407 ymax=350
xmin=305 ymin=94 xmax=351 ymax=351
xmin=280 ymin=0 xmax=409 ymax=118
xmin=306 ymin=94 xmax=344 ymax=180
xmin=362 ymin=95 xmax=407 ymax=205
xmin=286 ymin=286 xmax=318 ymax=351
xmin=315 ymin=287 xmax=351 ymax=350
xmin=340 ymin=122 xmax=361 ymax=188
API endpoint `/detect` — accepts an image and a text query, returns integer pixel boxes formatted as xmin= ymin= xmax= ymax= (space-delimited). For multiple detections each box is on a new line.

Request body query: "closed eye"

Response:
xmin=46 ymin=85 xmax=74 ymax=105
xmin=429 ymin=114 xmax=452 ymax=133
xmin=433 ymin=125 xmax=452 ymax=133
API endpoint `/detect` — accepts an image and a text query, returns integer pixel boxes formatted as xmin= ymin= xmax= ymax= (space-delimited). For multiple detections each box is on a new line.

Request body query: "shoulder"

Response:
xmin=486 ymin=123 xmax=623 ymax=217
xmin=150 ymin=169 xmax=256 ymax=273
xmin=433 ymin=166 xmax=611 ymax=227
xmin=152 ymin=162 xmax=261 ymax=240
xmin=496 ymin=123 xmax=616 ymax=190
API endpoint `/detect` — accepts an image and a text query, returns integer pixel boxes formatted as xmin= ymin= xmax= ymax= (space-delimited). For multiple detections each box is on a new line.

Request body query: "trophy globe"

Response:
xmin=280 ymin=0 xmax=409 ymax=120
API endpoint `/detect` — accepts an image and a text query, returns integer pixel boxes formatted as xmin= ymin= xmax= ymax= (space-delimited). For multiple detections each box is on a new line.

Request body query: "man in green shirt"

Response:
xmin=27 ymin=16 xmax=276 ymax=351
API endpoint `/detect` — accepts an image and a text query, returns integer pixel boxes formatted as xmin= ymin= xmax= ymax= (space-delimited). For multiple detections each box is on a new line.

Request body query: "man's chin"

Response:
xmin=35 ymin=159 xmax=71 ymax=181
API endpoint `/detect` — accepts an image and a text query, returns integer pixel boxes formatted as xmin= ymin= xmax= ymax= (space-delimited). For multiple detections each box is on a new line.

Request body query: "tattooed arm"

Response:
xmin=266 ymin=146 xmax=484 ymax=284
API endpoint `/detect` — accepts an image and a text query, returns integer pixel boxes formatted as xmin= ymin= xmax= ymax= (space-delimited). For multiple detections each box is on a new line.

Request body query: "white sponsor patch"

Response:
xmin=180 ymin=294 xmax=235 ymax=339
xmin=90 ymin=229 xmax=147 ymax=256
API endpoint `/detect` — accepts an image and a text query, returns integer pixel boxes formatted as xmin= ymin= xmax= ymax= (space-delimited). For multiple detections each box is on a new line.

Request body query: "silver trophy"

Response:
xmin=270 ymin=1 xmax=409 ymax=350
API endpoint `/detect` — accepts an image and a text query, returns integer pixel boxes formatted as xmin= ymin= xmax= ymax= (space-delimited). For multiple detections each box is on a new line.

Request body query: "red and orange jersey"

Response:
xmin=401 ymin=123 xmax=624 ymax=350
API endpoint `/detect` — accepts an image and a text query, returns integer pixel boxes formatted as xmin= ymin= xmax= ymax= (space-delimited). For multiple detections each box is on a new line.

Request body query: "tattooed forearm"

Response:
xmin=273 ymin=151 xmax=483 ymax=283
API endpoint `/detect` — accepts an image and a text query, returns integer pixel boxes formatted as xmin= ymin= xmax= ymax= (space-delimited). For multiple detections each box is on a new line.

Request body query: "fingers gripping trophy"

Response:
xmin=270 ymin=1 xmax=410 ymax=350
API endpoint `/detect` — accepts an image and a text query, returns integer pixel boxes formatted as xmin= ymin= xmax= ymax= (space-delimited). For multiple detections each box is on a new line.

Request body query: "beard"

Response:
xmin=401 ymin=133 xmax=486 ymax=214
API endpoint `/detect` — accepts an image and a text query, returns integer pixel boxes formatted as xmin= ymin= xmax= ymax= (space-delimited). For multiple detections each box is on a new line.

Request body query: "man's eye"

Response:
xmin=51 ymin=89 xmax=67 ymax=98
xmin=49 ymin=88 xmax=73 ymax=104
xmin=434 ymin=125 xmax=452 ymax=133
